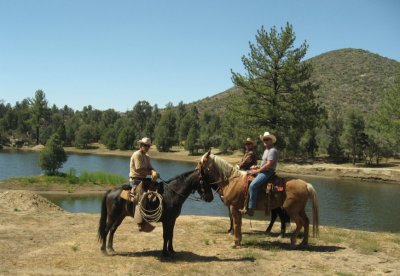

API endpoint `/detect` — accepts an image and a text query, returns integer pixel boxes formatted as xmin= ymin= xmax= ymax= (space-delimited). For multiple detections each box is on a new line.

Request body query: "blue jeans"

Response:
xmin=248 ymin=169 xmax=275 ymax=209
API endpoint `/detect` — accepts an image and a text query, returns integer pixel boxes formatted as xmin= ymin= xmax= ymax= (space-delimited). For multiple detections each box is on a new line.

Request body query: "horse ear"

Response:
xmin=206 ymin=149 xmax=211 ymax=157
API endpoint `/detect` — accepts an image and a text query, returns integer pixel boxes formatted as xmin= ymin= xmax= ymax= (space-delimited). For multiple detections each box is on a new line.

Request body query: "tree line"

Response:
xmin=1 ymin=23 xmax=399 ymax=165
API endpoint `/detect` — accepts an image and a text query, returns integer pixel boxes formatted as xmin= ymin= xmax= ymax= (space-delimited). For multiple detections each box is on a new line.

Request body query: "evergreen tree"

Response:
xmin=29 ymin=90 xmax=49 ymax=145
xmin=179 ymin=106 xmax=199 ymax=144
xmin=186 ymin=126 xmax=199 ymax=155
xmin=117 ymin=127 xmax=135 ymax=150
xmin=341 ymin=109 xmax=368 ymax=165
xmin=129 ymin=101 xmax=153 ymax=140
xmin=175 ymin=101 xmax=187 ymax=145
xmin=327 ymin=111 xmax=344 ymax=161
xmin=101 ymin=127 xmax=118 ymax=150
xmin=372 ymin=76 xmax=400 ymax=151
xmin=38 ymin=133 xmax=67 ymax=175
xmin=230 ymin=23 xmax=321 ymax=154
xmin=75 ymin=124 xmax=93 ymax=149
xmin=144 ymin=104 xmax=161 ymax=141
xmin=154 ymin=103 xmax=176 ymax=152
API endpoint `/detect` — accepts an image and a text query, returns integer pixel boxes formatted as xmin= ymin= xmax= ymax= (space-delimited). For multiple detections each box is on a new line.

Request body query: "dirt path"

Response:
xmin=1 ymin=190 xmax=399 ymax=275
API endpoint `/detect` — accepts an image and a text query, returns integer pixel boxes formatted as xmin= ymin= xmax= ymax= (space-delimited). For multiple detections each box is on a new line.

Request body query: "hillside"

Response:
xmin=186 ymin=48 xmax=400 ymax=116
xmin=308 ymin=48 xmax=400 ymax=114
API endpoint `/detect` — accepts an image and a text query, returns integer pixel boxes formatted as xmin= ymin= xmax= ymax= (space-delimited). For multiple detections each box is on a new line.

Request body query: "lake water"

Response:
xmin=1 ymin=150 xmax=399 ymax=233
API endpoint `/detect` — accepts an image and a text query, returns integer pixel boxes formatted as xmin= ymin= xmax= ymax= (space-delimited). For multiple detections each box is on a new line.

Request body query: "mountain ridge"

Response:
xmin=186 ymin=48 xmax=400 ymax=116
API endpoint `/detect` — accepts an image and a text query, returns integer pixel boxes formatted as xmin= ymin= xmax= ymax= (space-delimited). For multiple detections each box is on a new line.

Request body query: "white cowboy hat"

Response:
xmin=137 ymin=137 xmax=152 ymax=146
xmin=243 ymin=137 xmax=255 ymax=146
xmin=260 ymin=132 xmax=277 ymax=144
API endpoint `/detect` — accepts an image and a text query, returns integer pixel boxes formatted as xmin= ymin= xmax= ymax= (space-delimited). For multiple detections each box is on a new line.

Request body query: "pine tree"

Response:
xmin=38 ymin=133 xmax=67 ymax=175
xmin=29 ymin=90 xmax=49 ymax=145
xmin=341 ymin=109 xmax=368 ymax=165
xmin=154 ymin=103 xmax=176 ymax=152
xmin=230 ymin=23 xmax=321 ymax=153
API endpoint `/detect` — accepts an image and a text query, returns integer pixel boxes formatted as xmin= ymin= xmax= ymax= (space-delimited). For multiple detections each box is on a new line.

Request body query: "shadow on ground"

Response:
xmin=115 ymin=250 xmax=255 ymax=263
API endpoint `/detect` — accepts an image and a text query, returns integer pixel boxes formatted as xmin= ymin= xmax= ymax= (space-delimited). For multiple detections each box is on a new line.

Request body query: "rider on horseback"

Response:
xmin=236 ymin=138 xmax=258 ymax=170
xmin=240 ymin=131 xmax=278 ymax=216
xmin=129 ymin=137 xmax=159 ymax=231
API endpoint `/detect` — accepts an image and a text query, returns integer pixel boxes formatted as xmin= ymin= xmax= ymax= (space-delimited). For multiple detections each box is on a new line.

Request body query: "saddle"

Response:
xmin=243 ymin=173 xmax=286 ymax=195
xmin=243 ymin=173 xmax=286 ymax=214
xmin=120 ymin=179 xmax=158 ymax=204
xmin=120 ymin=180 xmax=159 ymax=233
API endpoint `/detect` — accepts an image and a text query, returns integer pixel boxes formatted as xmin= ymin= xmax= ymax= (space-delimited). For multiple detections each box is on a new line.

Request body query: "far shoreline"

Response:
xmin=2 ymin=144 xmax=400 ymax=184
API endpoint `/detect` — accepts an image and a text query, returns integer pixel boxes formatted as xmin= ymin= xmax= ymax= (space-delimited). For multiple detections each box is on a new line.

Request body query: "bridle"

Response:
xmin=159 ymin=169 xmax=210 ymax=201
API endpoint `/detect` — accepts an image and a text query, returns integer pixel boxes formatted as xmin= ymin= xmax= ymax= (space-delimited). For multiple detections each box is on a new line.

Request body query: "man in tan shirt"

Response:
xmin=129 ymin=137 xmax=159 ymax=232
xmin=129 ymin=137 xmax=159 ymax=190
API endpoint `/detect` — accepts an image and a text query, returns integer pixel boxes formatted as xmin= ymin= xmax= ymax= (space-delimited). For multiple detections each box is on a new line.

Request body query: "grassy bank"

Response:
xmin=0 ymin=170 xmax=124 ymax=193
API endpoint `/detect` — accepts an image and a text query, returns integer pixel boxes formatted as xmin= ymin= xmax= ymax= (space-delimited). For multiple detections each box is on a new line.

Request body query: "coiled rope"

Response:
xmin=138 ymin=191 xmax=163 ymax=223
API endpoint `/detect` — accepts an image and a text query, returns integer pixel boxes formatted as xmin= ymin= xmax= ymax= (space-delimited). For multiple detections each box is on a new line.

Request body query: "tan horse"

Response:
xmin=198 ymin=150 xmax=319 ymax=247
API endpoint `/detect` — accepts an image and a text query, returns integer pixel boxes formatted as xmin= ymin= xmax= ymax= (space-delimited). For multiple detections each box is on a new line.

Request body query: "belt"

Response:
xmin=130 ymin=176 xmax=147 ymax=180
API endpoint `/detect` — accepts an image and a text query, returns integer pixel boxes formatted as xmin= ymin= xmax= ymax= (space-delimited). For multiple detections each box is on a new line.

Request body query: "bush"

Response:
xmin=38 ymin=133 xmax=68 ymax=175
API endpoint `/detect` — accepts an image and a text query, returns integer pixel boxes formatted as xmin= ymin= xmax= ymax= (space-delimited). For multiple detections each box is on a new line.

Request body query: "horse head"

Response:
xmin=193 ymin=168 xmax=213 ymax=202
xmin=198 ymin=149 xmax=243 ymax=186
xmin=197 ymin=149 xmax=218 ymax=179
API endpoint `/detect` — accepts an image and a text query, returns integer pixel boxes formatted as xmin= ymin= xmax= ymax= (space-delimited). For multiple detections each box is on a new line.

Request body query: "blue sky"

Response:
xmin=1 ymin=0 xmax=399 ymax=112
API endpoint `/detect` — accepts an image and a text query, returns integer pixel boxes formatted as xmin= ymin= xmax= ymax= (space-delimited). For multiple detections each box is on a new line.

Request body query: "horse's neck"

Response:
xmin=213 ymin=158 xmax=244 ymax=183
xmin=165 ymin=175 xmax=196 ymax=202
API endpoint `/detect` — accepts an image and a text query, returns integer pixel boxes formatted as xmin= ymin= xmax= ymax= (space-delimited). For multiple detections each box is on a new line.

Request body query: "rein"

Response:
xmin=159 ymin=177 xmax=204 ymax=202
xmin=208 ymin=175 xmax=241 ymax=197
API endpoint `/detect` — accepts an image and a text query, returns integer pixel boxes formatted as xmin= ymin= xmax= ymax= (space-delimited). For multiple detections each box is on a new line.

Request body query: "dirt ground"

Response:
xmin=1 ymin=190 xmax=399 ymax=275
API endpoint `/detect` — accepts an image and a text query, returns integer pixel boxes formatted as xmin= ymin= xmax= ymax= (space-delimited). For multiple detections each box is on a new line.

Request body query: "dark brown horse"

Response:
xmin=98 ymin=169 xmax=213 ymax=256
xmin=198 ymin=151 xmax=319 ymax=247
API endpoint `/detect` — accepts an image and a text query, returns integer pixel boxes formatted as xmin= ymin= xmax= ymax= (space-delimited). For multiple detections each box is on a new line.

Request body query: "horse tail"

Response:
xmin=98 ymin=189 xmax=111 ymax=243
xmin=306 ymin=183 xmax=320 ymax=238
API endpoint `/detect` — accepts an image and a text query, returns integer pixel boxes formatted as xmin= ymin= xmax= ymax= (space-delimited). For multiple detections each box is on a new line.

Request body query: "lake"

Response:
xmin=1 ymin=150 xmax=399 ymax=233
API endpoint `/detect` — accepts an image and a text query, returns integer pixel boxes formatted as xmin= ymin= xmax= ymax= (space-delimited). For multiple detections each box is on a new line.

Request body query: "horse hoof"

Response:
xmin=231 ymin=242 xmax=241 ymax=249
xmin=162 ymin=251 xmax=171 ymax=257
xmin=299 ymin=241 xmax=308 ymax=248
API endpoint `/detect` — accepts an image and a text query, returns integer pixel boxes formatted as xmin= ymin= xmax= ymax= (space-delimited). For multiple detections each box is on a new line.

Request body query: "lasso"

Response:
xmin=138 ymin=191 xmax=163 ymax=223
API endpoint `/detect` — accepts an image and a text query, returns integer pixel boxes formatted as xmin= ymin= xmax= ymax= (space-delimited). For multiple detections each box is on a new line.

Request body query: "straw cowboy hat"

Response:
xmin=243 ymin=137 xmax=255 ymax=146
xmin=260 ymin=132 xmax=277 ymax=144
xmin=137 ymin=137 xmax=152 ymax=146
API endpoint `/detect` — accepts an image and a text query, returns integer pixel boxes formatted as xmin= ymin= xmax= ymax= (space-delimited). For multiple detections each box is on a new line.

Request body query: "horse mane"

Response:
xmin=209 ymin=154 xmax=245 ymax=180
xmin=165 ymin=170 xmax=197 ymax=183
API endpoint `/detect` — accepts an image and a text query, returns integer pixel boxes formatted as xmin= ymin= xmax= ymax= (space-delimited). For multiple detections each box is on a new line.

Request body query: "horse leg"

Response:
xmin=107 ymin=214 xmax=125 ymax=254
xmin=100 ymin=227 xmax=109 ymax=255
xmin=162 ymin=218 xmax=176 ymax=257
xmin=167 ymin=218 xmax=177 ymax=254
xmin=289 ymin=212 xmax=303 ymax=247
xmin=265 ymin=208 xmax=278 ymax=234
xmin=230 ymin=205 xmax=242 ymax=247
xmin=228 ymin=207 xmax=234 ymax=235
xmin=299 ymin=209 xmax=310 ymax=247
xmin=278 ymin=208 xmax=287 ymax=238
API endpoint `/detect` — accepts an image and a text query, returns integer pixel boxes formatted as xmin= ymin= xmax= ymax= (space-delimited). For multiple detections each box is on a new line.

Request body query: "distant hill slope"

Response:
xmin=186 ymin=48 xmax=400 ymax=116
